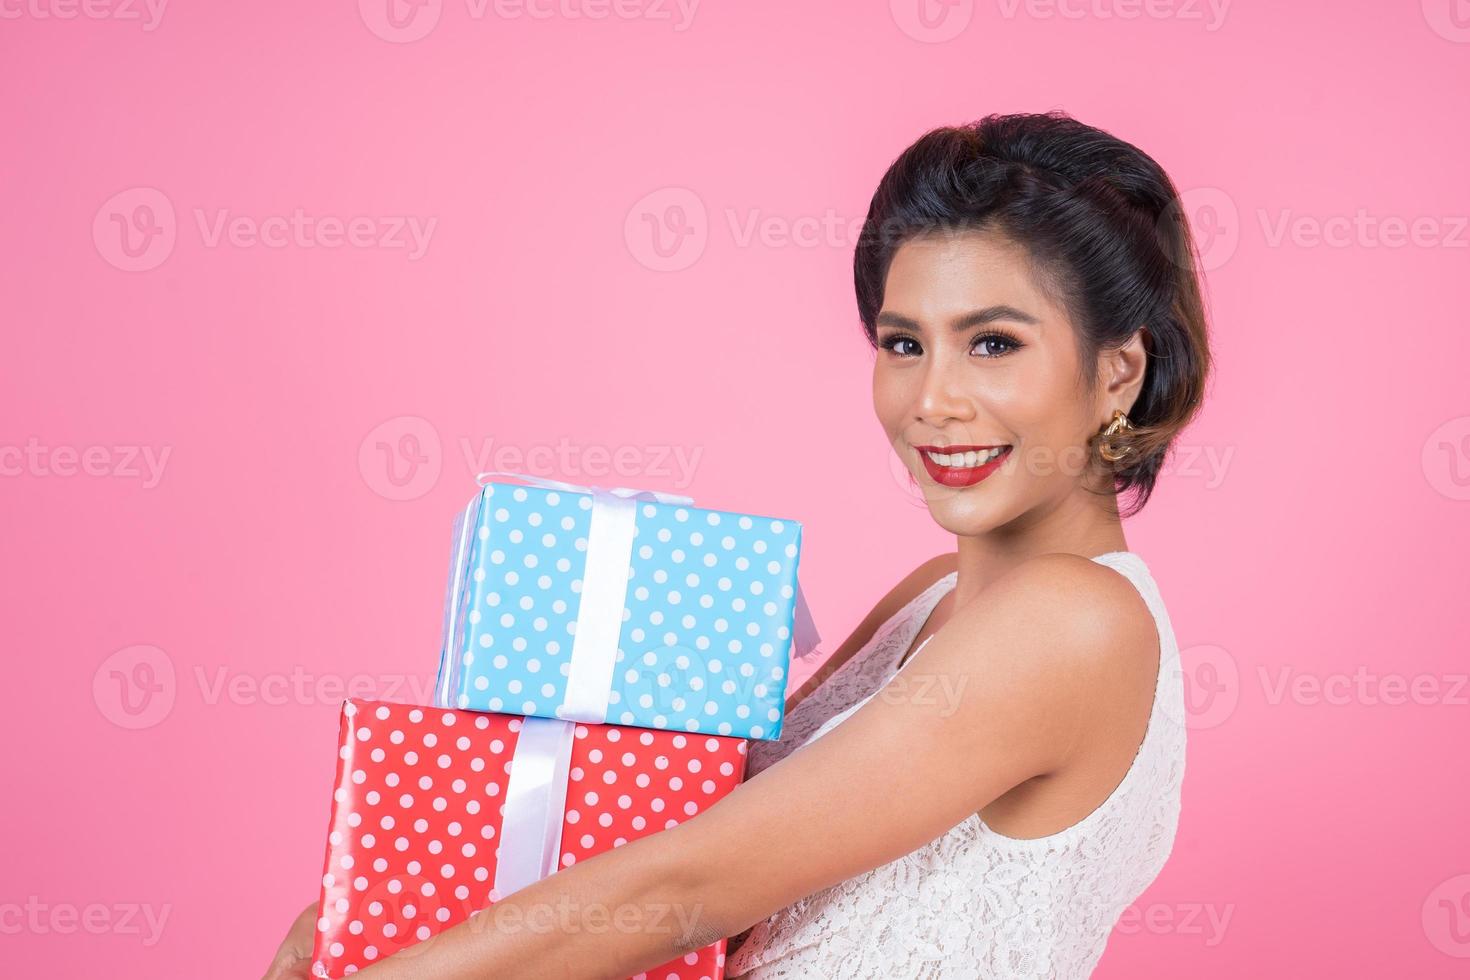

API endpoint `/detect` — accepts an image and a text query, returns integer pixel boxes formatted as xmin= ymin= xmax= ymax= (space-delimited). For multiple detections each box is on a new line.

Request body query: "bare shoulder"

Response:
xmin=969 ymin=552 xmax=1156 ymax=655
xmin=785 ymin=553 xmax=958 ymax=710
xmin=947 ymin=553 xmax=1159 ymax=736
xmin=991 ymin=550 xmax=1146 ymax=605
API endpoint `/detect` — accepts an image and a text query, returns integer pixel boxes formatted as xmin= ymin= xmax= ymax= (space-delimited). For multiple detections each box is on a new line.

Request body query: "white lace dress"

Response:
xmin=724 ymin=551 xmax=1185 ymax=979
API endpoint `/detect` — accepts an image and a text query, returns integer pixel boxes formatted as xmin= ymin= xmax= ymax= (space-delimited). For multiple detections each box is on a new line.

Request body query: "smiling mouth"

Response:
xmin=913 ymin=444 xmax=1013 ymax=488
xmin=918 ymin=446 xmax=1010 ymax=468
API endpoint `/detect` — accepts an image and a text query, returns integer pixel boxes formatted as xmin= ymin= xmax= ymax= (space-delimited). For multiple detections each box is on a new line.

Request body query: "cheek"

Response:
xmin=983 ymin=365 xmax=1081 ymax=449
xmin=970 ymin=371 xmax=1038 ymax=427
xmin=871 ymin=365 xmax=906 ymax=433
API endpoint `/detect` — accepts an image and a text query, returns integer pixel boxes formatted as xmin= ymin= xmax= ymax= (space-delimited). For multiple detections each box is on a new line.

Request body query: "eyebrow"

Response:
xmin=875 ymin=305 xmax=1041 ymax=333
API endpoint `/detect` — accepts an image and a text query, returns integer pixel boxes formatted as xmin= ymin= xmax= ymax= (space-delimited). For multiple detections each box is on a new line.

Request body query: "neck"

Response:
xmin=948 ymin=491 xmax=1127 ymax=610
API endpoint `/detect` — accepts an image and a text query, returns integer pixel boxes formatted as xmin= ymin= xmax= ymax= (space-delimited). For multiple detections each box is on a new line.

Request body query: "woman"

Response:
xmin=265 ymin=110 xmax=1211 ymax=979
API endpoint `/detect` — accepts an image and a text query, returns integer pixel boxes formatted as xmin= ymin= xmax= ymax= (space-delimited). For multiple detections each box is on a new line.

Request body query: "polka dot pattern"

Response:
xmin=443 ymin=483 xmax=804 ymax=740
xmin=313 ymin=699 xmax=748 ymax=979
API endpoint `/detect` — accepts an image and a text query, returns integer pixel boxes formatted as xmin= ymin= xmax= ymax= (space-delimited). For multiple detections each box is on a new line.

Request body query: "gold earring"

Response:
xmin=1098 ymin=409 xmax=1134 ymax=462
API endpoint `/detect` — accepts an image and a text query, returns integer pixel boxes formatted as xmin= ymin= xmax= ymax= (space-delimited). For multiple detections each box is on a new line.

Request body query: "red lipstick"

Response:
xmin=914 ymin=444 xmax=1012 ymax=488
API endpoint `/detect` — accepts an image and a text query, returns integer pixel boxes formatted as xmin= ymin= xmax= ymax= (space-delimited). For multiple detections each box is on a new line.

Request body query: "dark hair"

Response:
xmin=854 ymin=111 xmax=1213 ymax=517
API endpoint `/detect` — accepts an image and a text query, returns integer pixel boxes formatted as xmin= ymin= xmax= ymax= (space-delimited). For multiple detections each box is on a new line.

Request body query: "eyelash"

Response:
xmin=877 ymin=330 xmax=1024 ymax=359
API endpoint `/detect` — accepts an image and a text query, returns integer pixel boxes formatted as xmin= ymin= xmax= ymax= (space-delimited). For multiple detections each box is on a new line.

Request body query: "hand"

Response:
xmin=262 ymin=900 xmax=320 ymax=980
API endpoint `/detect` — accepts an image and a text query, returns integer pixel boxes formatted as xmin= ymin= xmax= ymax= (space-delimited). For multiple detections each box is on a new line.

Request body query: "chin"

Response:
xmin=919 ymin=492 xmax=1009 ymax=537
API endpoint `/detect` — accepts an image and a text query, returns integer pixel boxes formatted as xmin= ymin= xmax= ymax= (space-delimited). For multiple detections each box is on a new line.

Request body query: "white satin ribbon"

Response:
xmin=792 ymin=582 xmax=821 ymax=660
xmin=492 ymin=716 xmax=576 ymax=898
xmin=558 ymin=489 xmax=637 ymax=723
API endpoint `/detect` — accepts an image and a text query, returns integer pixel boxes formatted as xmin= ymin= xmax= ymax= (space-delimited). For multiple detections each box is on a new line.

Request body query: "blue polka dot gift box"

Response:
xmin=433 ymin=472 xmax=821 ymax=741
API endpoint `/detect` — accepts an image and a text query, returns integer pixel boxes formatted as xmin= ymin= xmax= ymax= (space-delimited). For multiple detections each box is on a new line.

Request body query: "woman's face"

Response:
xmin=872 ymin=229 xmax=1128 ymax=537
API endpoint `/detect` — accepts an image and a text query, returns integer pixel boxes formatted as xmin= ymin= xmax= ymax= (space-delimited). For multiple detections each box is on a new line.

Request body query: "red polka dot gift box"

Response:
xmin=311 ymin=698 xmax=748 ymax=979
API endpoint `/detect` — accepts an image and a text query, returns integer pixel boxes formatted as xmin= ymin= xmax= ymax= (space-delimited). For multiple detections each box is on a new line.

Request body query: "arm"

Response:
xmin=348 ymin=553 xmax=1148 ymax=980
xmin=263 ymin=554 xmax=958 ymax=980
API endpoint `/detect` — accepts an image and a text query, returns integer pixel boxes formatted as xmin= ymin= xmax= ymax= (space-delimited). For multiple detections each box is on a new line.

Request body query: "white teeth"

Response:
xmin=925 ymin=447 xmax=1006 ymax=468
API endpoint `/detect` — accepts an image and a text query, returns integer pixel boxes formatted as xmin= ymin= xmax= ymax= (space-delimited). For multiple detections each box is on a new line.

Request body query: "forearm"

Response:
xmin=348 ymin=822 xmax=728 ymax=980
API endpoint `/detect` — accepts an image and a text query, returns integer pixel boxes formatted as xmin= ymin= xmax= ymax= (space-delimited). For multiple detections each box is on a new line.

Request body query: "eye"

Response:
xmin=878 ymin=333 xmax=922 ymax=357
xmin=972 ymin=331 xmax=1023 ymax=358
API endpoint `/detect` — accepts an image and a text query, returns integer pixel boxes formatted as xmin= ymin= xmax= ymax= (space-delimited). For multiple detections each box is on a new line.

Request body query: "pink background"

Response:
xmin=4 ymin=1 xmax=1469 ymax=976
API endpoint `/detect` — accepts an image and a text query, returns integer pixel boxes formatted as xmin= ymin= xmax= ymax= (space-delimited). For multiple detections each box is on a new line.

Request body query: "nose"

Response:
xmin=913 ymin=356 xmax=975 ymax=426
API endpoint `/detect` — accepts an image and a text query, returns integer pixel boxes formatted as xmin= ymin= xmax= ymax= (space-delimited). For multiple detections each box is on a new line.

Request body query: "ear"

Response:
xmin=1101 ymin=326 xmax=1149 ymax=418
